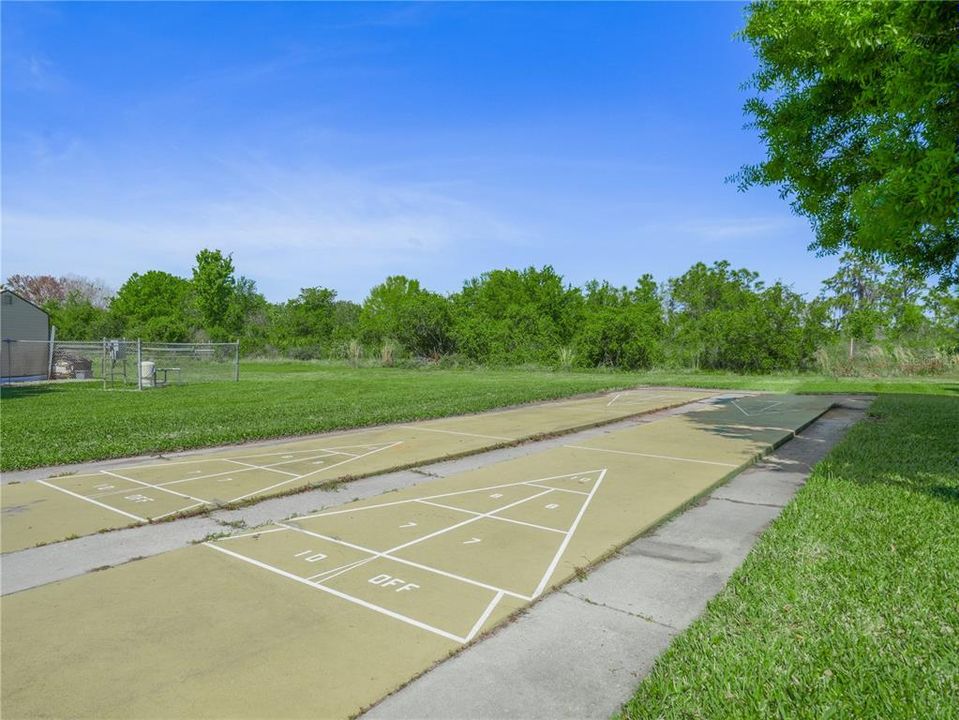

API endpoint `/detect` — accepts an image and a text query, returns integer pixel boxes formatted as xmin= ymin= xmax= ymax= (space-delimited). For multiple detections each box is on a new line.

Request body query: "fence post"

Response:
xmin=234 ymin=340 xmax=240 ymax=382
xmin=137 ymin=338 xmax=142 ymax=391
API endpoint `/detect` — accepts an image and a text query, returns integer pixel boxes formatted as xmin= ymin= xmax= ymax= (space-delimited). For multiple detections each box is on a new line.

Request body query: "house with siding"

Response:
xmin=1 ymin=289 xmax=52 ymax=383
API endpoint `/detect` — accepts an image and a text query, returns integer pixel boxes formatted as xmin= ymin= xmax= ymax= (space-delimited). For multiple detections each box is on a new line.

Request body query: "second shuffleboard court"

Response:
xmin=0 ymin=388 xmax=713 ymax=552
xmin=36 ymin=441 xmax=404 ymax=524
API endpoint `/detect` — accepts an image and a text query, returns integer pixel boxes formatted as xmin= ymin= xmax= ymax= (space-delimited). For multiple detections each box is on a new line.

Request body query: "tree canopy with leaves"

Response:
xmin=192 ymin=249 xmax=237 ymax=340
xmin=737 ymin=1 xmax=959 ymax=282
xmin=111 ymin=270 xmax=193 ymax=342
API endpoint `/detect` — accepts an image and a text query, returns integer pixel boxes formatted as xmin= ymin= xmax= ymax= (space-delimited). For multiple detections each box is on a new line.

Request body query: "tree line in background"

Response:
xmin=5 ymin=249 xmax=958 ymax=375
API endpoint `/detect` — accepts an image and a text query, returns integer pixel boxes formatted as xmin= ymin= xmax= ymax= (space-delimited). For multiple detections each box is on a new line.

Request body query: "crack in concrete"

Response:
xmin=715 ymin=495 xmax=787 ymax=509
xmin=410 ymin=468 xmax=442 ymax=478
xmin=561 ymin=590 xmax=679 ymax=631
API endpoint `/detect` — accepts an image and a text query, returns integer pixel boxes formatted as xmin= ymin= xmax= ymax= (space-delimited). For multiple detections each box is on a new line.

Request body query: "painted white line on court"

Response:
xmin=282 ymin=491 xmax=555 ymax=566
xmin=465 ymin=590 xmax=505 ymax=642
xmin=523 ymin=482 xmax=590 ymax=496
xmin=607 ymin=392 xmax=671 ymax=408
xmin=293 ymin=475 xmax=557 ymax=522
xmin=294 ymin=470 xmax=605 ymax=522
xmin=100 ymin=470 xmax=210 ymax=505
xmin=213 ymin=526 xmax=289 ymax=541
xmin=99 ymin=442 xmax=382 ymax=474
xmin=204 ymin=543 xmax=467 ymax=643
xmin=718 ymin=423 xmax=794 ymax=433
xmin=310 ymin=557 xmax=378 ymax=584
xmin=754 ymin=400 xmax=784 ymax=415
xmin=224 ymin=459 xmax=300 ymax=477
xmin=278 ymin=523 xmax=531 ymax=601
xmin=229 ymin=441 xmax=403 ymax=502
xmin=531 ymin=468 xmax=607 ymax=598
xmin=152 ymin=501 xmax=207 ymax=520
xmin=36 ymin=480 xmax=148 ymax=523
xmin=423 ymin=469 xmax=603 ymax=503
xmin=735 ymin=399 xmax=784 ymax=416
xmin=564 ymin=445 xmax=739 ymax=468
xmin=155 ymin=449 xmax=343 ymax=488
xmin=306 ymin=557 xmax=376 ymax=582
xmin=414 ymin=499 xmax=567 ymax=535
xmin=385 ymin=489 xmax=555 ymax=556
xmin=397 ymin=425 xmax=515 ymax=442
xmin=153 ymin=464 xmax=263 ymax=487
xmin=146 ymin=446 xmax=375 ymax=490
xmin=276 ymin=522 xmax=388 ymax=557
xmin=293 ymin=497 xmax=421 ymax=521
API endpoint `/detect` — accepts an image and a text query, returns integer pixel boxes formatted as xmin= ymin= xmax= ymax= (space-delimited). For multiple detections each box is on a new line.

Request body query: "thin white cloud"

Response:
xmin=5 ymin=53 xmax=66 ymax=93
xmin=1 ymin=164 xmax=528 ymax=301
xmin=640 ymin=214 xmax=806 ymax=244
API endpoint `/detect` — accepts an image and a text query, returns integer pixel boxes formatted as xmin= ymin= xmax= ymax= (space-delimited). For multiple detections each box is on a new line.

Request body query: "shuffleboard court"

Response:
xmin=0 ymin=394 xmax=834 ymax=719
xmin=0 ymin=388 xmax=712 ymax=552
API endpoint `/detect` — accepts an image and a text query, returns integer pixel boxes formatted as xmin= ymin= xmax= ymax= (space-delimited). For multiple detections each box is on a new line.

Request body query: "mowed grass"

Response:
xmin=0 ymin=363 xmax=649 ymax=471
xmin=1 ymin=361 xmax=956 ymax=471
xmin=618 ymin=393 xmax=959 ymax=720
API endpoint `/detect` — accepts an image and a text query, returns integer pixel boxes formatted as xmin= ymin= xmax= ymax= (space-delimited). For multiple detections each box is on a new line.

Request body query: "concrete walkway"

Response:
xmin=363 ymin=399 xmax=870 ymax=720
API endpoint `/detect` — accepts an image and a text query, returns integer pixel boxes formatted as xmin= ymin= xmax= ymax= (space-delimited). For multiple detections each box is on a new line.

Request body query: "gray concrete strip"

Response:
xmin=369 ymin=593 xmax=676 ymax=720
xmin=362 ymin=399 xmax=869 ymax=720
xmin=568 ymin=499 xmax=783 ymax=631
xmin=0 ymin=395 xmax=744 ymax=596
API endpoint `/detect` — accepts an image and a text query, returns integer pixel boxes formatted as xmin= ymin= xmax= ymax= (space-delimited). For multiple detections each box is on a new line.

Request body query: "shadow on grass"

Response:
xmin=823 ymin=394 xmax=959 ymax=506
xmin=828 ymin=460 xmax=959 ymax=506
xmin=0 ymin=384 xmax=57 ymax=400
xmin=677 ymin=393 xmax=959 ymax=506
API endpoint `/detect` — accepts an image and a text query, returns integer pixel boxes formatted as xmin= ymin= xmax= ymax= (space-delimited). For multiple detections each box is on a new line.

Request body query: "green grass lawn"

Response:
xmin=1 ymin=361 xmax=956 ymax=471
xmin=618 ymin=392 xmax=959 ymax=719
xmin=2 ymin=363 xmax=957 ymax=715
xmin=0 ymin=363 xmax=647 ymax=471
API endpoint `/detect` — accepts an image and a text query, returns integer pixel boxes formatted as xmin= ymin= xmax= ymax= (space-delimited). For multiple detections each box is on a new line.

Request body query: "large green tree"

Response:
xmin=360 ymin=276 xmax=453 ymax=357
xmin=925 ymin=284 xmax=959 ymax=352
xmin=574 ymin=276 xmax=665 ymax=369
xmin=666 ymin=261 xmax=827 ymax=372
xmin=110 ymin=271 xmax=193 ymax=341
xmin=738 ymin=1 xmax=959 ymax=281
xmin=451 ymin=266 xmax=583 ymax=365
xmin=269 ymin=287 xmax=341 ymax=356
xmin=820 ymin=252 xmax=886 ymax=358
xmin=44 ymin=293 xmax=120 ymax=340
xmin=192 ymin=249 xmax=236 ymax=340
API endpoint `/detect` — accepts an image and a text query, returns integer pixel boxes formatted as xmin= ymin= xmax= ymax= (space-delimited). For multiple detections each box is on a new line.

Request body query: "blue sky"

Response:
xmin=2 ymin=1 xmax=836 ymax=303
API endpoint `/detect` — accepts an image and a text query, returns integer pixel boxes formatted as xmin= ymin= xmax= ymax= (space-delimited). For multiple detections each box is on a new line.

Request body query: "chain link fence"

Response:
xmin=0 ymin=339 xmax=239 ymax=389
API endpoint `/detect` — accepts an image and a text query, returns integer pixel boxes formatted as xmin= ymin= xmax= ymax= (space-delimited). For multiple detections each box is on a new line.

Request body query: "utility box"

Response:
xmin=139 ymin=360 xmax=156 ymax=388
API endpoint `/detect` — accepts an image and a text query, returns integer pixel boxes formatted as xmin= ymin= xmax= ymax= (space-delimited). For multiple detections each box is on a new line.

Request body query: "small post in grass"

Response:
xmin=234 ymin=339 xmax=240 ymax=382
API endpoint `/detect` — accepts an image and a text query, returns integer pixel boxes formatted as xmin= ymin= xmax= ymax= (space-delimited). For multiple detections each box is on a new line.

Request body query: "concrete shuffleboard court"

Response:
xmin=0 ymin=388 xmax=713 ymax=552
xmin=0 ymin=395 xmax=833 ymax=719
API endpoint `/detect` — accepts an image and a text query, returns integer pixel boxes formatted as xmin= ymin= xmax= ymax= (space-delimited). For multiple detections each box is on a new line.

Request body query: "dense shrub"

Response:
xmin=450 ymin=266 xmax=583 ymax=365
